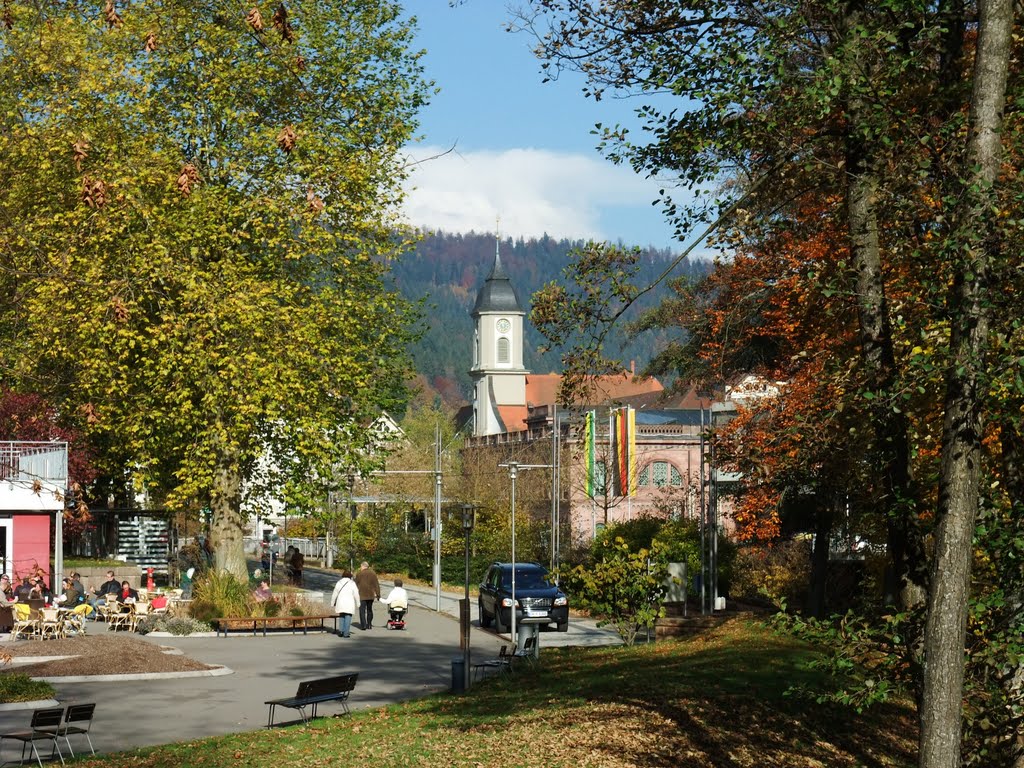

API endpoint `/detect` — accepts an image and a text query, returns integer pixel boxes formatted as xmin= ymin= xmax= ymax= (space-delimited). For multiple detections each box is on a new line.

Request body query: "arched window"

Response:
xmin=638 ymin=461 xmax=683 ymax=488
xmin=497 ymin=336 xmax=510 ymax=364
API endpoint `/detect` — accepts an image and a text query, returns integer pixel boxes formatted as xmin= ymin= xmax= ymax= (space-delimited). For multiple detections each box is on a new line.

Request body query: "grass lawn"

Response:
xmin=75 ymin=619 xmax=917 ymax=768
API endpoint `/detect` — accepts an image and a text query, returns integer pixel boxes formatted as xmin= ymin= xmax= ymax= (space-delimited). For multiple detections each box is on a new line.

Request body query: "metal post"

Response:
xmin=349 ymin=502 xmax=356 ymax=573
xmin=550 ymin=404 xmax=558 ymax=572
xmin=54 ymin=506 xmax=64 ymax=590
xmin=509 ymin=461 xmax=518 ymax=645
xmin=462 ymin=504 xmax=475 ymax=691
xmin=699 ymin=407 xmax=707 ymax=615
xmin=434 ymin=422 xmax=442 ymax=612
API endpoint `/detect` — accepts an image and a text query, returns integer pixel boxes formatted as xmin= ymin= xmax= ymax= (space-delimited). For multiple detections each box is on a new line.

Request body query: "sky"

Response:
xmin=402 ymin=2 xmax=683 ymax=252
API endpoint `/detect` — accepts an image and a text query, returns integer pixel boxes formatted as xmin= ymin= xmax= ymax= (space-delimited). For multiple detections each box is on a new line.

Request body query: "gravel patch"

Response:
xmin=0 ymin=634 xmax=215 ymax=677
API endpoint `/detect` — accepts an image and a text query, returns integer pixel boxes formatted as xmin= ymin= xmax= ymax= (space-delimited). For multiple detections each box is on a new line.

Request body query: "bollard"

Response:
xmin=451 ymin=657 xmax=466 ymax=694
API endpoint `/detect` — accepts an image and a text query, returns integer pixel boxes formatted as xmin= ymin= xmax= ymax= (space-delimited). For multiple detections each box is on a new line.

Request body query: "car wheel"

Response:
xmin=478 ymin=600 xmax=491 ymax=628
xmin=556 ymin=620 xmax=568 ymax=632
xmin=494 ymin=609 xmax=506 ymax=635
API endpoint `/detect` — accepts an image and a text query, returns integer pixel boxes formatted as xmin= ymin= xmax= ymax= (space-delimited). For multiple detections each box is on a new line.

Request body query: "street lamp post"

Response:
xmin=461 ymin=504 xmax=476 ymax=691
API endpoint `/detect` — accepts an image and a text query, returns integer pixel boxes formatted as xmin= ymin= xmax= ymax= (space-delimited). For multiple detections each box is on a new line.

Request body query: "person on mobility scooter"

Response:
xmin=379 ymin=578 xmax=409 ymax=630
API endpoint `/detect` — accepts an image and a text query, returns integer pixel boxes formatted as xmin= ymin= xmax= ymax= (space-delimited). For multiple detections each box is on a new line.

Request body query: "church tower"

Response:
xmin=470 ymin=238 xmax=528 ymax=436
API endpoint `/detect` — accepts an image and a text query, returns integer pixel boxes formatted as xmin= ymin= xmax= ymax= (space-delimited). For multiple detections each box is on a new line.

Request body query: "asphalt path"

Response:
xmin=0 ymin=565 xmax=619 ymax=757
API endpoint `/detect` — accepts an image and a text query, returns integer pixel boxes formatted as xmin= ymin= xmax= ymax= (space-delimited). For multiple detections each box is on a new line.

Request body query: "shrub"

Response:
xmin=137 ymin=615 xmax=213 ymax=635
xmin=188 ymin=600 xmax=221 ymax=622
xmin=0 ymin=673 xmax=55 ymax=703
xmin=582 ymin=517 xmax=736 ymax=599
xmin=191 ymin=570 xmax=251 ymax=616
xmin=563 ymin=537 xmax=669 ymax=645
xmin=252 ymin=598 xmax=283 ymax=618
xmin=731 ymin=540 xmax=811 ymax=608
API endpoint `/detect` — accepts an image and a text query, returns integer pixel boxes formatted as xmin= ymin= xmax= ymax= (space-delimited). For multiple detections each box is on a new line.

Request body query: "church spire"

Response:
xmin=472 ymin=225 xmax=521 ymax=315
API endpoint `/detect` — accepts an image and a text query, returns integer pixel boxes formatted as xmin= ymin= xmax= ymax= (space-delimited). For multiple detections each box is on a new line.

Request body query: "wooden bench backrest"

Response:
xmin=296 ymin=673 xmax=358 ymax=699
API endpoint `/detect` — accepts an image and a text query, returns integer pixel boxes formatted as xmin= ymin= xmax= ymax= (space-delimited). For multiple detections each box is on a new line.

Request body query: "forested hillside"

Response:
xmin=389 ymin=231 xmax=710 ymax=405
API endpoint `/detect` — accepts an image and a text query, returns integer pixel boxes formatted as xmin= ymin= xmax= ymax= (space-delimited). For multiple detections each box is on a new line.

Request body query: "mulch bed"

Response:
xmin=0 ymin=634 xmax=216 ymax=677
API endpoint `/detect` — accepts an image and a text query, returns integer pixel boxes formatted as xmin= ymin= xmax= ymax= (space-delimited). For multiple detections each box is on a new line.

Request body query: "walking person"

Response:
xmin=354 ymin=561 xmax=380 ymax=630
xmin=290 ymin=547 xmax=305 ymax=587
xmin=331 ymin=570 xmax=360 ymax=637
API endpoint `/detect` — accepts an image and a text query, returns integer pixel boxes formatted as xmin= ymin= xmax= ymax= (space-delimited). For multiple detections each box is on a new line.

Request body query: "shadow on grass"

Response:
xmin=420 ymin=619 xmax=918 ymax=768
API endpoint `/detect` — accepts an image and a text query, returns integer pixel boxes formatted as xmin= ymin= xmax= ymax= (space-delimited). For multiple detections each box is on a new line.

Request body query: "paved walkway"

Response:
xmin=0 ymin=567 xmax=619 ymax=756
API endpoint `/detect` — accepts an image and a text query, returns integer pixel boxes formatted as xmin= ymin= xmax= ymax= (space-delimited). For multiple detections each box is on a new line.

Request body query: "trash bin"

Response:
xmin=451 ymin=657 xmax=466 ymax=694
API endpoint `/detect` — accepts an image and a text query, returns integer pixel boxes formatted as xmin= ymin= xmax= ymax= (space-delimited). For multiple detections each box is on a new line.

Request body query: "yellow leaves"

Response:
xmin=81 ymin=176 xmax=108 ymax=208
xmin=103 ymin=0 xmax=123 ymax=28
xmin=246 ymin=7 xmax=264 ymax=33
xmin=277 ymin=125 xmax=297 ymax=153
xmin=177 ymin=164 xmax=200 ymax=197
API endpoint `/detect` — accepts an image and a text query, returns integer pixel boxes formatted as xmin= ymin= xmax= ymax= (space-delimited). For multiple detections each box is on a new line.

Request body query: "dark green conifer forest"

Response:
xmin=392 ymin=231 xmax=710 ymax=404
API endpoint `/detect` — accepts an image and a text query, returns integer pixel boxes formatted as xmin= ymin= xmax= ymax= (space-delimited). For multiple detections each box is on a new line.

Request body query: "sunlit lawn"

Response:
xmin=75 ymin=619 xmax=917 ymax=768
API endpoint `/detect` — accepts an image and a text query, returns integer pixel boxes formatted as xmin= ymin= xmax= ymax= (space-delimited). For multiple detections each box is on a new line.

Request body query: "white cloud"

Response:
xmin=401 ymin=144 xmax=660 ymax=243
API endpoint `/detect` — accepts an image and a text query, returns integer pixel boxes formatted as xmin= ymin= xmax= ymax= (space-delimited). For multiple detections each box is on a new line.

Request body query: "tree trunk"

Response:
xmin=209 ymin=425 xmax=249 ymax=581
xmin=998 ymin=419 xmax=1024 ymax=768
xmin=919 ymin=1 xmax=1013 ymax=765
xmin=805 ymin=498 xmax=832 ymax=618
xmin=843 ymin=4 xmax=927 ymax=610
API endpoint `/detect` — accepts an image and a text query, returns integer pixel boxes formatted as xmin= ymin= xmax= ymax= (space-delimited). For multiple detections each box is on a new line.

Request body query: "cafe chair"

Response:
xmin=127 ymin=601 xmax=151 ymax=632
xmin=39 ymin=703 xmax=96 ymax=758
xmin=38 ymin=607 xmax=66 ymax=641
xmin=104 ymin=603 xmax=132 ymax=632
xmin=10 ymin=609 xmax=40 ymax=641
xmin=0 ymin=706 xmax=65 ymax=767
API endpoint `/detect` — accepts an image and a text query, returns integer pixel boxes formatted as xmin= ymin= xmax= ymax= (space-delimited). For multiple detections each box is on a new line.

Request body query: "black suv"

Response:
xmin=478 ymin=562 xmax=569 ymax=633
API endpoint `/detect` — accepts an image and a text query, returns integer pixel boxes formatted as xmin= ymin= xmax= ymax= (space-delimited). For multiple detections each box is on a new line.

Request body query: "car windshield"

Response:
xmin=503 ymin=568 xmax=553 ymax=590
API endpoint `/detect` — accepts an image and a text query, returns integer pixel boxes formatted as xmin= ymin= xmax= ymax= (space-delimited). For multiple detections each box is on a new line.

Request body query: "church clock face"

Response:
xmin=496 ymin=318 xmax=511 ymax=333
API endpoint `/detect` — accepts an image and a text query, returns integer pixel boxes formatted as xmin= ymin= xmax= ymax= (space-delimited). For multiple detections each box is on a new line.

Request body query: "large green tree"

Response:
xmin=0 ymin=0 xmax=430 ymax=577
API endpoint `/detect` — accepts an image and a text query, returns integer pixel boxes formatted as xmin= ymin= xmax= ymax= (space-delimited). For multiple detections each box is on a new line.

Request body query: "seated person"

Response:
xmin=379 ymin=578 xmax=409 ymax=621
xmin=69 ymin=572 xmax=86 ymax=602
xmin=54 ymin=577 xmax=83 ymax=607
xmin=253 ymin=580 xmax=273 ymax=602
xmin=90 ymin=569 xmax=122 ymax=607
xmin=0 ymin=574 xmax=12 ymax=600
xmin=12 ymin=577 xmax=32 ymax=601
xmin=116 ymin=580 xmax=139 ymax=606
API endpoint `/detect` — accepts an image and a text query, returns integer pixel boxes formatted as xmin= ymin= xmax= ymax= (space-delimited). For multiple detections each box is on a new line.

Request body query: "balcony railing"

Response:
xmin=0 ymin=440 xmax=68 ymax=486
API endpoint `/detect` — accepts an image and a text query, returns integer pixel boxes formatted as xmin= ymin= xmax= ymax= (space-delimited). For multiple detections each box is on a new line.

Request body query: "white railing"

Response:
xmin=0 ymin=440 xmax=68 ymax=485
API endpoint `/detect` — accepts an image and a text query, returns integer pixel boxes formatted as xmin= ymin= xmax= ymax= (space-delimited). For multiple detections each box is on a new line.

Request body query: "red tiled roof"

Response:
xmin=524 ymin=371 xmax=664 ymax=410
xmin=496 ymin=405 xmax=530 ymax=432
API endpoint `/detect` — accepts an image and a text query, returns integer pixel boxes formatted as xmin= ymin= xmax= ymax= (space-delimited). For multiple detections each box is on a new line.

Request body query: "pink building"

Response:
xmin=0 ymin=441 xmax=66 ymax=584
xmin=465 ymin=244 xmax=727 ymax=545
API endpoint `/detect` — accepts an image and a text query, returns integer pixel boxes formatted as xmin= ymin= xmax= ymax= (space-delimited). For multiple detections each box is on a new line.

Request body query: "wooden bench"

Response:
xmin=212 ymin=613 xmax=341 ymax=637
xmin=265 ymin=673 xmax=359 ymax=727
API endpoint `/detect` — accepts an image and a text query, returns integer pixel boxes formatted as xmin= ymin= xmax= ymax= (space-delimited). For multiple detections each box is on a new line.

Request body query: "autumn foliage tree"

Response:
xmin=523 ymin=1 xmax=1022 ymax=763
xmin=0 ymin=389 xmax=97 ymax=539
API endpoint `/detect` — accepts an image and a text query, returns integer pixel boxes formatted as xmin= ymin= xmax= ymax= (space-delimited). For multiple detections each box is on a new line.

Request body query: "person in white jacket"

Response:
xmin=379 ymin=578 xmax=409 ymax=625
xmin=331 ymin=570 xmax=360 ymax=638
